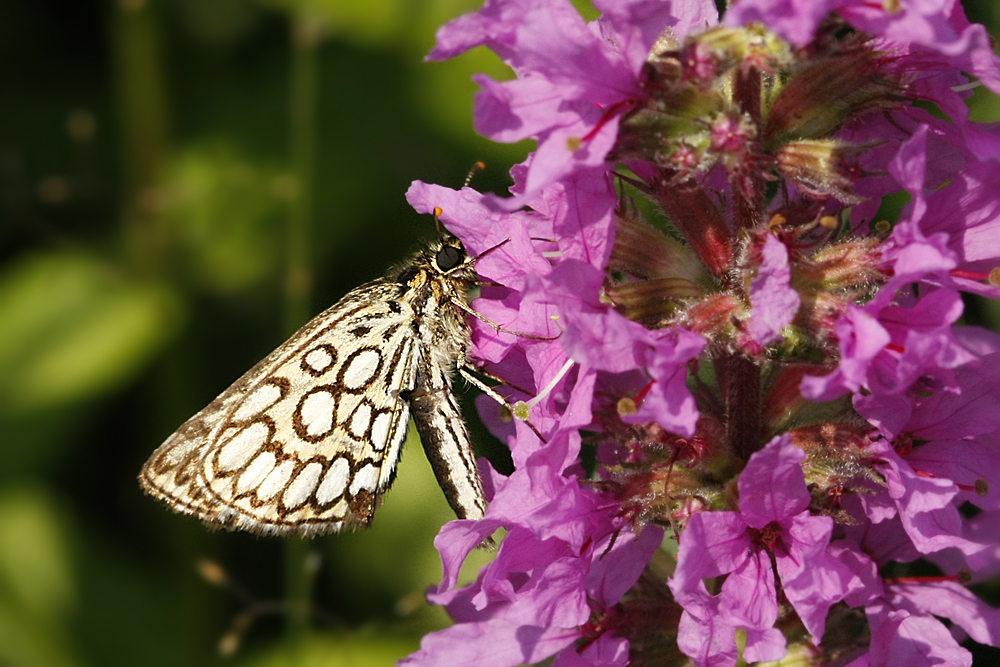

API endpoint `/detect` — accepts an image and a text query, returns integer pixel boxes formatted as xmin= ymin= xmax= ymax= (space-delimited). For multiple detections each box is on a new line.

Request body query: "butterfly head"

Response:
xmin=434 ymin=234 xmax=467 ymax=273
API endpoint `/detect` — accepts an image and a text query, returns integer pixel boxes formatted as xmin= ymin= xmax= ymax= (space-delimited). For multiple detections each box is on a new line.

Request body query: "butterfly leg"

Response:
xmin=458 ymin=365 xmax=547 ymax=443
xmin=448 ymin=297 xmax=559 ymax=341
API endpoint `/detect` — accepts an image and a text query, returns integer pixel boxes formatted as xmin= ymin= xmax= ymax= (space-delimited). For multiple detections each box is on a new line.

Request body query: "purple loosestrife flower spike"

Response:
xmin=407 ymin=1 xmax=1000 ymax=665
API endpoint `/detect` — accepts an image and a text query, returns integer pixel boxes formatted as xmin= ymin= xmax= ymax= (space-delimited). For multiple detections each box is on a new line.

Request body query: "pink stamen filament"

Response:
xmin=581 ymin=100 xmax=637 ymax=143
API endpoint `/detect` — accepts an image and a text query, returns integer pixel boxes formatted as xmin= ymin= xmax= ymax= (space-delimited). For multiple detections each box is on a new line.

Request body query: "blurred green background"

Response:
xmin=2 ymin=1 xmax=1000 ymax=666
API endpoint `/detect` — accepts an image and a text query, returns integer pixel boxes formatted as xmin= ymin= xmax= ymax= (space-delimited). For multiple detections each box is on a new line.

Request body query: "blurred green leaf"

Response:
xmin=71 ymin=533 xmax=215 ymax=667
xmin=981 ymin=297 xmax=1000 ymax=331
xmin=0 ymin=604 xmax=78 ymax=667
xmin=969 ymin=82 xmax=1000 ymax=122
xmin=257 ymin=0 xmax=479 ymax=49
xmin=0 ymin=486 xmax=74 ymax=621
xmin=165 ymin=144 xmax=286 ymax=294
xmin=0 ymin=486 xmax=78 ymax=667
xmin=238 ymin=631 xmax=419 ymax=667
xmin=0 ymin=252 xmax=182 ymax=416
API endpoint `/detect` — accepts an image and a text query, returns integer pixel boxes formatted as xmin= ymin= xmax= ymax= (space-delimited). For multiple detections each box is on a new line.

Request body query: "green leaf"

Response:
xmin=0 ymin=486 xmax=78 ymax=667
xmin=0 ymin=252 xmax=182 ymax=416
xmin=238 ymin=631 xmax=420 ymax=667
xmin=164 ymin=144 xmax=285 ymax=294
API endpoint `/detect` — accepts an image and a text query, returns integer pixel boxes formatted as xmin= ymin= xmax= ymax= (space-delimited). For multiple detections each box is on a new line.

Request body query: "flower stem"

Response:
xmin=284 ymin=8 xmax=322 ymax=650
xmin=283 ymin=11 xmax=321 ymax=334
xmin=732 ymin=66 xmax=765 ymax=232
xmin=723 ymin=353 xmax=762 ymax=460
xmin=110 ymin=0 xmax=170 ymax=271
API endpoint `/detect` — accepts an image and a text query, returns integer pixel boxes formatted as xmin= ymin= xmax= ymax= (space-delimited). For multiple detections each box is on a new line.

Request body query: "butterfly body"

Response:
xmin=139 ymin=239 xmax=487 ymax=536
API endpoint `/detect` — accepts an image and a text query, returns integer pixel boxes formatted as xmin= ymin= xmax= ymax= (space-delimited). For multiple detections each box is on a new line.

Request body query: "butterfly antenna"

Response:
xmin=433 ymin=205 xmax=445 ymax=243
xmin=464 ymin=161 xmax=486 ymax=187
xmin=433 ymin=163 xmax=486 ymax=242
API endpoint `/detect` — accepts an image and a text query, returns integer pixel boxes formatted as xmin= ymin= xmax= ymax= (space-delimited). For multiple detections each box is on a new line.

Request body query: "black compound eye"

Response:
xmin=436 ymin=245 xmax=463 ymax=271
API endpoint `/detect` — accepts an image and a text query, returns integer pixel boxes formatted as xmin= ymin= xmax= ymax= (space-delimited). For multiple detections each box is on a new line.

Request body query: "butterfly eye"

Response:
xmin=436 ymin=245 xmax=463 ymax=271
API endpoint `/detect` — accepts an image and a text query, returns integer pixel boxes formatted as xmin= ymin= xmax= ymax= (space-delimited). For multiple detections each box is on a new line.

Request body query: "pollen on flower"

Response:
xmin=511 ymin=401 xmax=530 ymax=421
xmin=566 ymin=136 xmax=582 ymax=151
xmin=617 ymin=397 xmax=638 ymax=416
xmin=990 ymin=267 xmax=1000 ymax=285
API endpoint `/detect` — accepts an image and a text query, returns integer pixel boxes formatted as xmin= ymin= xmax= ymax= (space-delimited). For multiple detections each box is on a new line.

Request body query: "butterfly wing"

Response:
xmin=140 ymin=281 xmax=419 ymax=536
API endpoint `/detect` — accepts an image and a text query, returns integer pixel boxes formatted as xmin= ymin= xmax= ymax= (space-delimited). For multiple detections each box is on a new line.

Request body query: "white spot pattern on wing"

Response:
xmin=237 ymin=452 xmax=276 ymax=494
xmin=316 ymin=458 xmax=350 ymax=504
xmin=283 ymin=462 xmax=323 ymax=509
xmin=299 ymin=390 xmax=336 ymax=437
xmin=342 ymin=349 xmax=381 ymax=389
xmin=349 ymin=463 xmax=379 ymax=496
xmin=233 ymin=382 xmax=284 ymax=422
xmin=257 ymin=460 xmax=296 ymax=500
xmin=216 ymin=423 xmax=269 ymax=472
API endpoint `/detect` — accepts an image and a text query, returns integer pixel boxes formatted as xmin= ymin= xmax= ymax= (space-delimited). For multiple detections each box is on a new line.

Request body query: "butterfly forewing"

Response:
xmin=140 ymin=242 xmax=488 ymax=537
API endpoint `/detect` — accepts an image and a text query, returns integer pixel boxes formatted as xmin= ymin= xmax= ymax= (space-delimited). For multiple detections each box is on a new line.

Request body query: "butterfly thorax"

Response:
xmin=391 ymin=243 xmax=475 ymax=374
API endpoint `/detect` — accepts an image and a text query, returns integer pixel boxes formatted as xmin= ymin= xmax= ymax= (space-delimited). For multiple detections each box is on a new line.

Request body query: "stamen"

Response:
xmin=634 ymin=380 xmax=655 ymax=405
xmin=956 ymin=479 xmax=989 ymax=496
xmin=884 ymin=572 xmax=969 ymax=585
xmin=950 ymin=268 xmax=991 ymax=281
xmin=433 ymin=206 xmax=445 ymax=242
xmin=581 ymin=100 xmax=637 ymax=143
xmin=617 ymin=397 xmax=638 ymax=416
xmin=951 ymin=80 xmax=983 ymax=93
xmin=512 ymin=359 xmax=576 ymax=420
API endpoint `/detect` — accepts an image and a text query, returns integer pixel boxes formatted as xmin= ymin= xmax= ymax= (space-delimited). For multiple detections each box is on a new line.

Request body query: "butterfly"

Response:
xmin=140 ymin=234 xmax=491 ymax=536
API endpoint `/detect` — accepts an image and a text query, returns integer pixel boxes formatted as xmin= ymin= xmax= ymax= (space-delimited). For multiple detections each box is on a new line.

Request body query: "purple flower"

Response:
xmin=728 ymin=0 xmax=1000 ymax=96
xmin=428 ymin=0 xmax=718 ymax=205
xmin=862 ymin=439 xmax=993 ymax=570
xmin=747 ymin=233 xmax=800 ymax=349
xmin=404 ymin=1 xmax=1000 ymax=665
xmin=832 ymin=525 xmax=1000 ymax=667
xmin=669 ymin=436 xmax=852 ymax=660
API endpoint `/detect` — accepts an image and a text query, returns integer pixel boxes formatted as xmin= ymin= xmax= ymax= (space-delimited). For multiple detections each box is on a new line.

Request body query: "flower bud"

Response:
xmin=764 ymin=38 xmax=900 ymax=148
xmin=775 ymin=139 xmax=865 ymax=203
